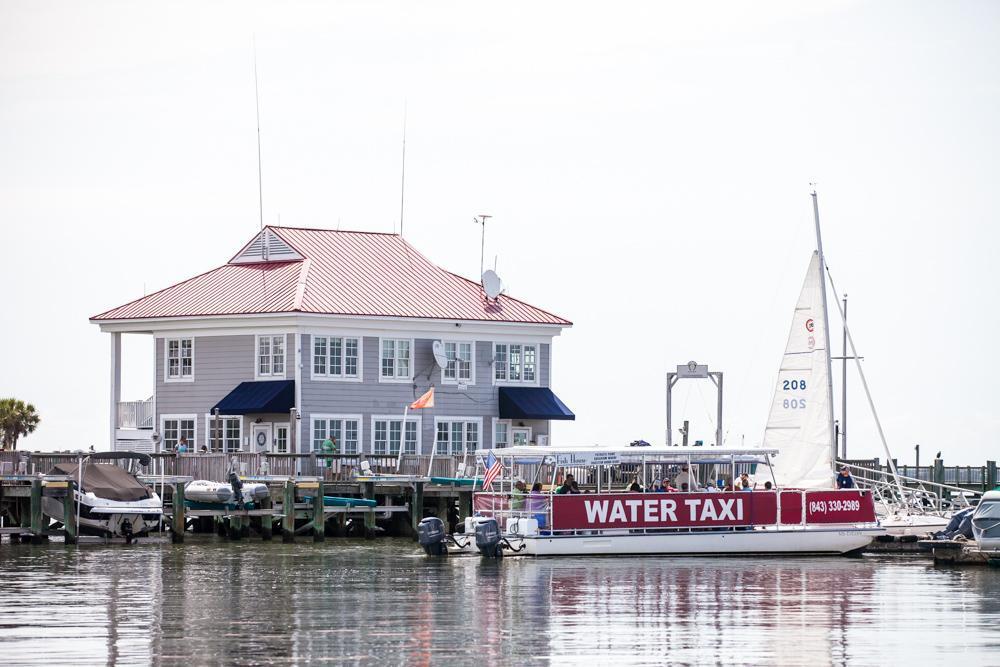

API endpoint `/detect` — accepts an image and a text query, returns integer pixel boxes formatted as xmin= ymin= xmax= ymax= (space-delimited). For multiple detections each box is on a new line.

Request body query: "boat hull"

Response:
xmin=505 ymin=526 xmax=883 ymax=557
xmin=42 ymin=494 xmax=162 ymax=538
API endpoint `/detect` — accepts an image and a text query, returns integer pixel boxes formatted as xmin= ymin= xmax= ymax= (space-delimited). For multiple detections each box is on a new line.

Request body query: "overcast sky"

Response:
xmin=2 ymin=1 xmax=997 ymax=464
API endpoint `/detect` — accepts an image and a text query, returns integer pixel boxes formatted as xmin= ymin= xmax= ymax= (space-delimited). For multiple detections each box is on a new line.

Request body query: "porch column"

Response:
xmin=109 ymin=332 xmax=122 ymax=449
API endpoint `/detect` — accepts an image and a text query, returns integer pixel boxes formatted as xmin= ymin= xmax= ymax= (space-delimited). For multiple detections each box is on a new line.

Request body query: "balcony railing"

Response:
xmin=118 ymin=397 xmax=154 ymax=429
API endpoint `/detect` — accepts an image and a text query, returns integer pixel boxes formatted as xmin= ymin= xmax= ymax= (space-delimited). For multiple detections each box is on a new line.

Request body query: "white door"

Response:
xmin=252 ymin=423 xmax=273 ymax=452
xmin=512 ymin=427 xmax=532 ymax=446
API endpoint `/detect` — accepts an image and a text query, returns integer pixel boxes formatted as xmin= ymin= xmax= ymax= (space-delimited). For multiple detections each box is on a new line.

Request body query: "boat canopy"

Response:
xmin=475 ymin=445 xmax=779 ymax=466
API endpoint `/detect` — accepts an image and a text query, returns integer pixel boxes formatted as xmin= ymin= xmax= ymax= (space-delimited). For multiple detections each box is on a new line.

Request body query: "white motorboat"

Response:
xmin=971 ymin=490 xmax=1000 ymax=551
xmin=185 ymin=479 xmax=269 ymax=507
xmin=42 ymin=452 xmax=162 ymax=540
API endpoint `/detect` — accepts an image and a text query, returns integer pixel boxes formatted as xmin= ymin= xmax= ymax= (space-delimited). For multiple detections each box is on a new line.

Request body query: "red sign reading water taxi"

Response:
xmin=550 ymin=492 xmax=770 ymax=531
xmin=547 ymin=491 xmax=875 ymax=531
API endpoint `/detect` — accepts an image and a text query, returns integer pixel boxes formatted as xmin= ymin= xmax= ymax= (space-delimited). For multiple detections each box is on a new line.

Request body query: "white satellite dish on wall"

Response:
xmin=432 ymin=340 xmax=449 ymax=368
xmin=482 ymin=270 xmax=503 ymax=300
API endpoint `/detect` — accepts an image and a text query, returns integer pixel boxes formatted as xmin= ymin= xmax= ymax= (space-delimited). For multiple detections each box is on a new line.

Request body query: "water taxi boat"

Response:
xmin=420 ymin=445 xmax=883 ymax=557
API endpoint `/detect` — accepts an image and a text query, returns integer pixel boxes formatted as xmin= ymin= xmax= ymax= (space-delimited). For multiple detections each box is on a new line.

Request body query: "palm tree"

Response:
xmin=0 ymin=399 xmax=41 ymax=451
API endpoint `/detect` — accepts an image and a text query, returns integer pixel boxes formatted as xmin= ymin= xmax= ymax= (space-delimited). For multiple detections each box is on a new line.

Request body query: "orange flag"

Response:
xmin=410 ymin=387 xmax=435 ymax=410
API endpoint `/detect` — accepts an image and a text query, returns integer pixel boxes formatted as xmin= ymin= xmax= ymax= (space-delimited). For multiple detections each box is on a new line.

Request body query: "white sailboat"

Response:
xmin=763 ymin=192 xmax=951 ymax=535
xmin=763 ymin=251 xmax=837 ymax=490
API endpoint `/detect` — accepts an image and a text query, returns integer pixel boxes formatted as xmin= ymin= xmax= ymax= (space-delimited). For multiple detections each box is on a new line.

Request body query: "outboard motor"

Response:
xmin=228 ymin=471 xmax=245 ymax=510
xmin=475 ymin=518 xmax=503 ymax=558
xmin=417 ymin=517 xmax=448 ymax=556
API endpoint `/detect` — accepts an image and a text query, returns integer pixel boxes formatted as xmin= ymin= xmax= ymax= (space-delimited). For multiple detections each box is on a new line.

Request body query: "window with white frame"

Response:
xmin=494 ymin=343 xmax=538 ymax=384
xmin=312 ymin=336 xmax=361 ymax=380
xmin=435 ymin=418 xmax=481 ymax=455
xmin=274 ymin=424 xmax=289 ymax=454
xmin=493 ymin=419 xmax=511 ymax=448
xmin=372 ymin=417 xmax=419 ymax=455
xmin=165 ymin=338 xmax=194 ymax=381
xmin=442 ymin=341 xmax=474 ymax=384
xmin=312 ymin=415 xmax=361 ymax=455
xmin=161 ymin=415 xmax=196 ymax=451
xmin=380 ymin=338 xmax=412 ymax=380
xmin=206 ymin=415 xmax=243 ymax=452
xmin=257 ymin=335 xmax=286 ymax=377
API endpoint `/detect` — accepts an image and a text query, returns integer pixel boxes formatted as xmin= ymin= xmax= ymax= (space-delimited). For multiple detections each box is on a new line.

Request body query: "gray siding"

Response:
xmin=153 ymin=331 xmax=552 ymax=454
xmin=300 ymin=336 xmax=552 ymax=454
xmin=155 ymin=333 xmax=295 ymax=448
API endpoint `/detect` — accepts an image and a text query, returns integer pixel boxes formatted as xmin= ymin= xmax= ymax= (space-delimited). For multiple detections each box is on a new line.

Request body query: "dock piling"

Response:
xmin=29 ymin=478 xmax=45 ymax=543
xmin=260 ymin=495 xmax=273 ymax=541
xmin=171 ymin=481 xmax=186 ymax=543
xmin=281 ymin=480 xmax=295 ymax=543
xmin=62 ymin=481 xmax=78 ymax=544
xmin=312 ymin=480 xmax=325 ymax=542
xmin=363 ymin=481 xmax=376 ymax=539
xmin=410 ymin=482 xmax=424 ymax=539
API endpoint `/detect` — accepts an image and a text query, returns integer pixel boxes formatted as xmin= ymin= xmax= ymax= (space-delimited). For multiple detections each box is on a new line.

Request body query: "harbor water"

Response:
xmin=2 ymin=538 xmax=1000 ymax=665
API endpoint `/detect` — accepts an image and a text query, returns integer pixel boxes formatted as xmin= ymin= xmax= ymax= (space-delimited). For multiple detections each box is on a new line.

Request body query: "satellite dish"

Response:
xmin=482 ymin=270 xmax=503 ymax=300
xmin=432 ymin=341 xmax=449 ymax=368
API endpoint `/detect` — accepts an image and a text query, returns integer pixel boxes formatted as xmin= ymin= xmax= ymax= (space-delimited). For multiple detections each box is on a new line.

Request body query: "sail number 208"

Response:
xmin=782 ymin=379 xmax=807 ymax=409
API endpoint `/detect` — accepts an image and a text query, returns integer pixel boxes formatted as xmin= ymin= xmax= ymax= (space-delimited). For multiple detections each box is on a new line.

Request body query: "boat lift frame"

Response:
xmin=666 ymin=361 xmax=722 ymax=447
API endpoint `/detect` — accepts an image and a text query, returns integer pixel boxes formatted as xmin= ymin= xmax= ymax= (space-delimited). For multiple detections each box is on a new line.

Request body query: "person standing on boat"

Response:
xmin=511 ymin=479 xmax=527 ymax=511
xmin=836 ymin=466 xmax=855 ymax=489
xmin=673 ymin=465 xmax=696 ymax=491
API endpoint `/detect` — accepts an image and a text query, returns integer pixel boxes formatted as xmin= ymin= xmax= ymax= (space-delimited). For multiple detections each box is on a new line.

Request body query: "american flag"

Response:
xmin=482 ymin=450 xmax=504 ymax=490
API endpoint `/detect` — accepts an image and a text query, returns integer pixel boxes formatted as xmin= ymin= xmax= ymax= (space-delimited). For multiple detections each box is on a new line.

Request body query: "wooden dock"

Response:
xmin=0 ymin=471 xmax=475 ymax=546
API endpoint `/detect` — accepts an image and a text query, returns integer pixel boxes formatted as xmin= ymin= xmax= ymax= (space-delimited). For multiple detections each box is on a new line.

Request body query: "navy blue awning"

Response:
xmin=212 ymin=380 xmax=295 ymax=415
xmin=498 ymin=387 xmax=575 ymax=421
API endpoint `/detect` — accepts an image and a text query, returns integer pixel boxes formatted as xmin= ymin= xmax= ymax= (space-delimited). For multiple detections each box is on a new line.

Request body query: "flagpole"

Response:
xmin=395 ymin=405 xmax=409 ymax=473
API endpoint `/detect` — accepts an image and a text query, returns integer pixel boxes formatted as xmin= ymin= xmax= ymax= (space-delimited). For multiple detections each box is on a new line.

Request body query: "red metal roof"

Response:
xmin=91 ymin=227 xmax=571 ymax=326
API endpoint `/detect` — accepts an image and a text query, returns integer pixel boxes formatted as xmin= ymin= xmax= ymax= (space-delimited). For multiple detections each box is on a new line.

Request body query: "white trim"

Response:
xmin=163 ymin=336 xmax=195 ymax=383
xmin=370 ymin=414 xmax=422 ymax=456
xmin=433 ymin=416 xmax=484 ymax=455
xmin=95 ymin=312 xmax=568 ymax=338
xmin=492 ymin=417 xmax=512 ymax=449
xmin=491 ymin=342 xmax=541 ymax=387
xmin=309 ymin=333 xmax=364 ymax=383
xmin=160 ymin=413 xmax=197 ymax=452
xmin=203 ymin=414 xmax=243 ymax=452
xmin=254 ymin=333 xmax=288 ymax=379
xmin=311 ymin=413 xmax=364 ymax=454
xmin=294 ymin=333 xmax=302 ymax=453
xmin=440 ymin=339 xmax=476 ymax=386
xmin=378 ymin=337 xmax=415 ymax=383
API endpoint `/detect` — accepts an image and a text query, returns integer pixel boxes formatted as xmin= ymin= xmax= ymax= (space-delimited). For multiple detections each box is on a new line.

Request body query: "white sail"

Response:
xmin=764 ymin=252 xmax=835 ymax=489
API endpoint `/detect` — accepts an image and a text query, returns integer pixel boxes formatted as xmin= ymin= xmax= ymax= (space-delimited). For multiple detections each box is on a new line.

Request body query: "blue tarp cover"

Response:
xmin=498 ymin=387 xmax=575 ymax=421
xmin=212 ymin=380 xmax=295 ymax=415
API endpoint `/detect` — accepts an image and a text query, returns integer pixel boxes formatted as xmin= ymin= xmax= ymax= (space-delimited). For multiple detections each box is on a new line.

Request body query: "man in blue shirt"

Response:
xmin=836 ymin=466 xmax=855 ymax=489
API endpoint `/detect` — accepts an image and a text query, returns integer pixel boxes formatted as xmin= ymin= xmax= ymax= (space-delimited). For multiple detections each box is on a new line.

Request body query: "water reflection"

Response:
xmin=1 ymin=540 xmax=1000 ymax=665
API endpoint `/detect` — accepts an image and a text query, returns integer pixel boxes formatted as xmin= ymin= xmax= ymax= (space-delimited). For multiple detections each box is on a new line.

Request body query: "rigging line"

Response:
xmin=825 ymin=263 xmax=906 ymax=501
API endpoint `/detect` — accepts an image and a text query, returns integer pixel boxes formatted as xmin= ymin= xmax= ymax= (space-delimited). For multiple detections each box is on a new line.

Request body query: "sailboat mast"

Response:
xmin=811 ymin=189 xmax=838 ymax=470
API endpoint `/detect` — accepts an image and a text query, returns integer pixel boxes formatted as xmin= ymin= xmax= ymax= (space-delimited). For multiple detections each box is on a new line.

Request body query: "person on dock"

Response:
xmin=176 ymin=436 xmax=189 ymax=454
xmin=511 ymin=479 xmax=527 ymax=511
xmin=837 ymin=466 xmax=855 ymax=489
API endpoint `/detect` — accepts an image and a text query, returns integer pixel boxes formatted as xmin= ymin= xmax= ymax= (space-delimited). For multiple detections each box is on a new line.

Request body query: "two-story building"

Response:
xmin=91 ymin=226 xmax=573 ymax=459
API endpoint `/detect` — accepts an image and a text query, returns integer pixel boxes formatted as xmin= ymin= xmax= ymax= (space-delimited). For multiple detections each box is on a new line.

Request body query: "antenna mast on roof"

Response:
xmin=473 ymin=214 xmax=492 ymax=280
xmin=399 ymin=102 xmax=407 ymax=238
xmin=253 ymin=35 xmax=264 ymax=231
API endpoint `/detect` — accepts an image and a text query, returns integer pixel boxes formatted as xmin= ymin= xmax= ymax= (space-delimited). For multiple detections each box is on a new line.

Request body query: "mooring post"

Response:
xmin=229 ymin=513 xmax=242 ymax=541
xmin=30 ymin=478 xmax=45 ymax=542
xmin=410 ymin=481 xmax=424 ymax=538
xmin=363 ymin=481 xmax=376 ymax=539
xmin=172 ymin=481 xmax=186 ymax=544
xmin=987 ymin=461 xmax=997 ymax=492
xmin=312 ymin=480 xmax=325 ymax=542
xmin=282 ymin=479 xmax=295 ymax=543
xmin=260 ymin=494 xmax=273 ymax=541
xmin=62 ymin=481 xmax=78 ymax=545
xmin=460 ymin=490 xmax=473 ymax=522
